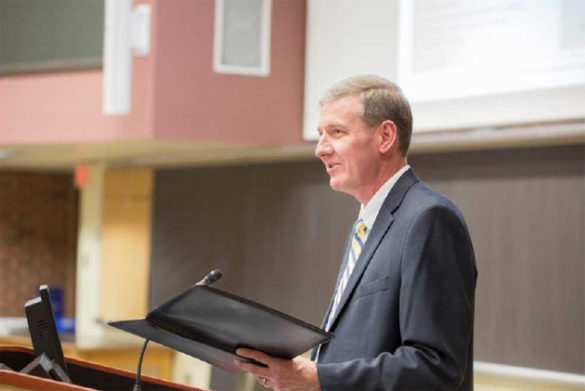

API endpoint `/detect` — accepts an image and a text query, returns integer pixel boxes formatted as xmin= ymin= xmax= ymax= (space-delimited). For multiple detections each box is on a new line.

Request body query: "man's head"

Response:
xmin=319 ymin=75 xmax=412 ymax=156
xmin=315 ymin=75 xmax=412 ymax=204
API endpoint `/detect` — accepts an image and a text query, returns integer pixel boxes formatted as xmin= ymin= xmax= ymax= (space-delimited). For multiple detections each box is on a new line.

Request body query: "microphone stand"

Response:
xmin=132 ymin=339 xmax=149 ymax=391
xmin=130 ymin=269 xmax=222 ymax=390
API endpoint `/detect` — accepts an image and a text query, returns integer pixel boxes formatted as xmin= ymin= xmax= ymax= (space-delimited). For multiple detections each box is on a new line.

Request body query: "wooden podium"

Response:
xmin=0 ymin=345 xmax=206 ymax=391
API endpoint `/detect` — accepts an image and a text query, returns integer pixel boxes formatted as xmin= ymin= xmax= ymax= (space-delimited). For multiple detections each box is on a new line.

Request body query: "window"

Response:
xmin=213 ymin=0 xmax=272 ymax=76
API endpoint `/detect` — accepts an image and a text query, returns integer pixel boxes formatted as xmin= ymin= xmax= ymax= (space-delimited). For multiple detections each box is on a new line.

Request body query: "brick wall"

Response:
xmin=0 ymin=171 xmax=78 ymax=317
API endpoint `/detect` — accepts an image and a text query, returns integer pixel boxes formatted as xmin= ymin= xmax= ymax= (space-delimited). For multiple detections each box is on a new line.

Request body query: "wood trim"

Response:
xmin=0 ymin=345 xmax=201 ymax=391
xmin=0 ymin=370 xmax=93 ymax=391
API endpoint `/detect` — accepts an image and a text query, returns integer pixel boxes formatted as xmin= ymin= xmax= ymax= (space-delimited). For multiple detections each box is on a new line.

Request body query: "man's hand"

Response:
xmin=234 ymin=348 xmax=321 ymax=391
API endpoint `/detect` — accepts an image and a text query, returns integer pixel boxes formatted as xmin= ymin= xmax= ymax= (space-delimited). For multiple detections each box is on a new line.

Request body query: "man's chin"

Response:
xmin=329 ymin=178 xmax=344 ymax=192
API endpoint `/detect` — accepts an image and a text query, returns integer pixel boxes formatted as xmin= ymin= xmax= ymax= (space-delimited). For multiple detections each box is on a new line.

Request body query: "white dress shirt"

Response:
xmin=358 ymin=165 xmax=411 ymax=240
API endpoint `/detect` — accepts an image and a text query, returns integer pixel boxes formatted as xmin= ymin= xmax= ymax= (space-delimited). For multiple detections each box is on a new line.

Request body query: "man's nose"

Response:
xmin=315 ymin=135 xmax=331 ymax=158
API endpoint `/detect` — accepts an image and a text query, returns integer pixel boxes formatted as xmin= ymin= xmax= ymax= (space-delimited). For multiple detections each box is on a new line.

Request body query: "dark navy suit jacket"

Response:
xmin=312 ymin=168 xmax=477 ymax=390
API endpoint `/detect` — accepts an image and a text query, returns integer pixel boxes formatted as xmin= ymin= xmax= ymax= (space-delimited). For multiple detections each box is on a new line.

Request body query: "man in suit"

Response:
xmin=236 ymin=75 xmax=477 ymax=390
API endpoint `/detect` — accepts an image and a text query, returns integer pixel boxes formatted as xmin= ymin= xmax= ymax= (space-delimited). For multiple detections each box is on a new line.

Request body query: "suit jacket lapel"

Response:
xmin=326 ymin=169 xmax=420 ymax=331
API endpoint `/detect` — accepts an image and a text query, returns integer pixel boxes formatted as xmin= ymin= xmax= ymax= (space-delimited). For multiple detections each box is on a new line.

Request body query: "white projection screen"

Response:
xmin=304 ymin=0 xmax=585 ymax=139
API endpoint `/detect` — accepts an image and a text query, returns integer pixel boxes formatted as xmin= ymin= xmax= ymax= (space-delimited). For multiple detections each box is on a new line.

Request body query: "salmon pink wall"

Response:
xmin=152 ymin=0 xmax=306 ymax=145
xmin=0 ymin=0 xmax=156 ymax=146
xmin=0 ymin=0 xmax=306 ymax=147
xmin=0 ymin=59 xmax=155 ymax=145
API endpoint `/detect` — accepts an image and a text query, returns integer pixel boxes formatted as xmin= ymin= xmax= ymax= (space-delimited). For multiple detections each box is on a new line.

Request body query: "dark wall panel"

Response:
xmin=0 ymin=0 xmax=104 ymax=75
xmin=151 ymin=144 xmax=584 ymax=374
xmin=150 ymin=161 xmax=357 ymax=326
xmin=410 ymin=145 xmax=584 ymax=374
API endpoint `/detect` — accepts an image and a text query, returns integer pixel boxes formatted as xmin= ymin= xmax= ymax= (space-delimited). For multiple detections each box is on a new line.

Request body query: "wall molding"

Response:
xmin=475 ymin=361 xmax=585 ymax=388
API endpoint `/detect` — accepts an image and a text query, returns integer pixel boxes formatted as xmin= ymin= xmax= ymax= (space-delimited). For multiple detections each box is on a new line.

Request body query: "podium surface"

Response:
xmin=0 ymin=345 xmax=204 ymax=391
xmin=0 ymin=334 xmax=173 ymax=381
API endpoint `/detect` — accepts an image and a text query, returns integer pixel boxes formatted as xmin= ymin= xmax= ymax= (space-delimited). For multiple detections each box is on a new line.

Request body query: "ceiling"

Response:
xmin=0 ymin=140 xmax=318 ymax=171
xmin=0 ymin=121 xmax=584 ymax=172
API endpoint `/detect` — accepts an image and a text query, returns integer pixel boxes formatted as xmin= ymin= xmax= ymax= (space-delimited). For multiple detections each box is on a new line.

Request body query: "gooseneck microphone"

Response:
xmin=195 ymin=269 xmax=223 ymax=286
xmin=132 ymin=269 xmax=223 ymax=390
xmin=132 ymin=339 xmax=149 ymax=391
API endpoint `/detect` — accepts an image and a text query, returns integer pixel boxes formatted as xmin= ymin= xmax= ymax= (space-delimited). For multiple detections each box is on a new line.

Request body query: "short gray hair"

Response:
xmin=320 ymin=75 xmax=413 ymax=156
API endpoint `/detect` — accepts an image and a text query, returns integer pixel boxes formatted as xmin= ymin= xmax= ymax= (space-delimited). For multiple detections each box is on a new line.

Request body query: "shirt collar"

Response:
xmin=359 ymin=165 xmax=410 ymax=231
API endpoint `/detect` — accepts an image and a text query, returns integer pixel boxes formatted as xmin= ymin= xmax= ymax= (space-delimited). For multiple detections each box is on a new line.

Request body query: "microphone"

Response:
xmin=133 ymin=270 xmax=223 ymax=390
xmin=195 ymin=269 xmax=223 ymax=286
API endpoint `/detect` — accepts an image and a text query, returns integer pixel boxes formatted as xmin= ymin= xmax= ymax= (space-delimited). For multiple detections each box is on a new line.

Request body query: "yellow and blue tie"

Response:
xmin=325 ymin=219 xmax=368 ymax=331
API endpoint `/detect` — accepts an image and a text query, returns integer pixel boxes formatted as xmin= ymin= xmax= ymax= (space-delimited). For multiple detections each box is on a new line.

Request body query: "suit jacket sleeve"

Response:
xmin=316 ymin=204 xmax=477 ymax=390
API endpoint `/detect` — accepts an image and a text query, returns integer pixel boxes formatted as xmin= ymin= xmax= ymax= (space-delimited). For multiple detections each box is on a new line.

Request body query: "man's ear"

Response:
xmin=377 ymin=120 xmax=398 ymax=154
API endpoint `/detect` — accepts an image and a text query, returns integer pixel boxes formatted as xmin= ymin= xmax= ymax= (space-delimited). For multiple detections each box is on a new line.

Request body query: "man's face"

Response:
xmin=315 ymin=95 xmax=381 ymax=202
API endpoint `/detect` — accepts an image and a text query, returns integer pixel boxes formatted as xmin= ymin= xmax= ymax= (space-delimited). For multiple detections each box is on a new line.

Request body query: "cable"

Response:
xmin=132 ymin=339 xmax=150 ymax=391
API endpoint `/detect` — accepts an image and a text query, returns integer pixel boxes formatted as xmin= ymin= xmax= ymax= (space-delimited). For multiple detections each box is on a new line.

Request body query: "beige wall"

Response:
xmin=101 ymin=169 xmax=153 ymax=320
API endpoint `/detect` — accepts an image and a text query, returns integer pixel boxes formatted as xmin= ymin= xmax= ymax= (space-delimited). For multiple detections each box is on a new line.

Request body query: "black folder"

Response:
xmin=108 ymin=285 xmax=333 ymax=372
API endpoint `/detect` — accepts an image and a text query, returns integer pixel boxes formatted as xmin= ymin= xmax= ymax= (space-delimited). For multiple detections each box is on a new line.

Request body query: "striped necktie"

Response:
xmin=325 ymin=219 xmax=368 ymax=331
